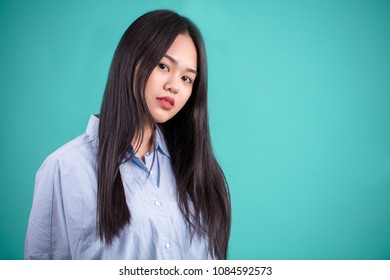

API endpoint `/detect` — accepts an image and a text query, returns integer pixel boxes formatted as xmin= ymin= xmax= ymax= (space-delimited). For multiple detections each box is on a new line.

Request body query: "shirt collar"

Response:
xmin=155 ymin=127 xmax=171 ymax=159
xmin=86 ymin=114 xmax=100 ymax=143
xmin=85 ymin=114 xmax=171 ymax=159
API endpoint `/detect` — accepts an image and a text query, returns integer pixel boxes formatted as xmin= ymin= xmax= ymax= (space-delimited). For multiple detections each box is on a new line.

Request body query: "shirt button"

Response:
xmin=154 ymin=201 xmax=161 ymax=206
xmin=165 ymin=242 xmax=170 ymax=249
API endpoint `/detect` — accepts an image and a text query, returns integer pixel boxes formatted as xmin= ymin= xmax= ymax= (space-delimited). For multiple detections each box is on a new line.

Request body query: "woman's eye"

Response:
xmin=158 ymin=63 xmax=168 ymax=71
xmin=182 ymin=76 xmax=192 ymax=84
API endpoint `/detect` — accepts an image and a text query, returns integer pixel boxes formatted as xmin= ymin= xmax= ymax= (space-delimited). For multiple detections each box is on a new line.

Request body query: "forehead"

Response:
xmin=164 ymin=34 xmax=197 ymax=71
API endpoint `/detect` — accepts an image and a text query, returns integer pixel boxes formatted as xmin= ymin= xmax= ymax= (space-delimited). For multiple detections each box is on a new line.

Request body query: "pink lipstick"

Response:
xmin=156 ymin=96 xmax=175 ymax=110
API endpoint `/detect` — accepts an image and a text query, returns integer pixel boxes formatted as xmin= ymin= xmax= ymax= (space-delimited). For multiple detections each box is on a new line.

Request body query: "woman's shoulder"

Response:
xmin=39 ymin=115 xmax=99 ymax=172
xmin=38 ymin=133 xmax=96 ymax=176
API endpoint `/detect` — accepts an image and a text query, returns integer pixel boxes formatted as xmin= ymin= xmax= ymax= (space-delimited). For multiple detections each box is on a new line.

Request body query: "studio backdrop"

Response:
xmin=1 ymin=0 xmax=389 ymax=259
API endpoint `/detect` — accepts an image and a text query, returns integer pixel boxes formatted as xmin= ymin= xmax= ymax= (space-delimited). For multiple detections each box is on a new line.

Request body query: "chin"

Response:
xmin=152 ymin=116 xmax=171 ymax=124
xmin=151 ymin=110 xmax=178 ymax=123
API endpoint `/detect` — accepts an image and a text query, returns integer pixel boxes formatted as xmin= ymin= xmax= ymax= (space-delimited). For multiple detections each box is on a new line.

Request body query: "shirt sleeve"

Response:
xmin=24 ymin=155 xmax=72 ymax=260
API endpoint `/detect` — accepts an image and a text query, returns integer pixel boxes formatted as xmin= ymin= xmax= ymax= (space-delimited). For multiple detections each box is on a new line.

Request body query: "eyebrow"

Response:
xmin=164 ymin=54 xmax=197 ymax=76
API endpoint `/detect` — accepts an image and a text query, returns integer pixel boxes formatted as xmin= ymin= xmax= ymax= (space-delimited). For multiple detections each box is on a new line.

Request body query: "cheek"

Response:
xmin=178 ymin=88 xmax=193 ymax=108
xmin=145 ymin=70 xmax=162 ymax=93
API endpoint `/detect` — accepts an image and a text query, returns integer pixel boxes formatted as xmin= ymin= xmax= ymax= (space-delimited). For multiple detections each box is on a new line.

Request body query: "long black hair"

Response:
xmin=98 ymin=10 xmax=231 ymax=259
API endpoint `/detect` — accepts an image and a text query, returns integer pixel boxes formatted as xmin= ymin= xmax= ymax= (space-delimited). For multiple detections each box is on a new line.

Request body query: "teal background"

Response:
xmin=1 ymin=0 xmax=389 ymax=259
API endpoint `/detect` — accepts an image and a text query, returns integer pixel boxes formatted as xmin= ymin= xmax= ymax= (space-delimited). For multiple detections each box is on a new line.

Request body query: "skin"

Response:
xmin=134 ymin=34 xmax=198 ymax=160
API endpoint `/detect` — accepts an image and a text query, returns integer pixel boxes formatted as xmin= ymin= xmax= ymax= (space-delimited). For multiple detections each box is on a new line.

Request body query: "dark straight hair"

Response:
xmin=98 ymin=10 xmax=231 ymax=259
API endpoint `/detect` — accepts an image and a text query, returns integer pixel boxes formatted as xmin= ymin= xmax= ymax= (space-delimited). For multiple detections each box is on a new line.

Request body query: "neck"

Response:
xmin=132 ymin=125 xmax=153 ymax=162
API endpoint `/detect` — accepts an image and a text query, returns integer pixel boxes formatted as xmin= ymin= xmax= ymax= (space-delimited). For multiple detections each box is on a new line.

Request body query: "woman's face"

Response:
xmin=145 ymin=34 xmax=198 ymax=123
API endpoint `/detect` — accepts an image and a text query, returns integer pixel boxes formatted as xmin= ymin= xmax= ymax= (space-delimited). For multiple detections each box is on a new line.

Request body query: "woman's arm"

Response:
xmin=25 ymin=155 xmax=71 ymax=260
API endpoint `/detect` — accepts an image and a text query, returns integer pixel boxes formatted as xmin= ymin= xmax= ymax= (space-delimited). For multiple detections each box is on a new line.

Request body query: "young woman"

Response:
xmin=25 ymin=10 xmax=231 ymax=260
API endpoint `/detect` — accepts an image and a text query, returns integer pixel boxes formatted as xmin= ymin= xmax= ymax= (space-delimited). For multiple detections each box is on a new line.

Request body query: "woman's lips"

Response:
xmin=156 ymin=96 xmax=175 ymax=110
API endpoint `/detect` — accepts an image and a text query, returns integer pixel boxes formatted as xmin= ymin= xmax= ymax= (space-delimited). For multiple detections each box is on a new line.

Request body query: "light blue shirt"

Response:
xmin=25 ymin=115 xmax=211 ymax=259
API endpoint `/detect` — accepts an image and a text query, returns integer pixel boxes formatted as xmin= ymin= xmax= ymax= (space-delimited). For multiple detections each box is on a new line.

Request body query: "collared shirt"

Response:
xmin=25 ymin=115 xmax=210 ymax=260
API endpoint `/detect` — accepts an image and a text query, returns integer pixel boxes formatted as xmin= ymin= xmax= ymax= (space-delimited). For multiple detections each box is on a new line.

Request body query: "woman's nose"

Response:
xmin=164 ymin=75 xmax=179 ymax=94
